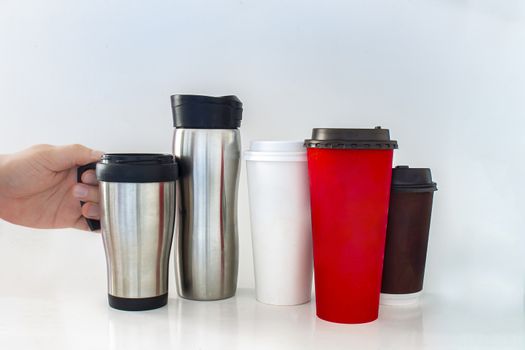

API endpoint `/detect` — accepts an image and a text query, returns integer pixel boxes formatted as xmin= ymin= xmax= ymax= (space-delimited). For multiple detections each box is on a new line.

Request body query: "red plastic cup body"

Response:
xmin=307 ymin=148 xmax=394 ymax=323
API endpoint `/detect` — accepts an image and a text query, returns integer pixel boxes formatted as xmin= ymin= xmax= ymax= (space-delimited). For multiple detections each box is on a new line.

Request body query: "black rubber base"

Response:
xmin=108 ymin=293 xmax=168 ymax=311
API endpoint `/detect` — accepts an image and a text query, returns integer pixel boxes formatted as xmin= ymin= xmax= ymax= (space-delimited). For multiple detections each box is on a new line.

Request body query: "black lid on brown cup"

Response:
xmin=304 ymin=126 xmax=398 ymax=150
xmin=391 ymin=165 xmax=437 ymax=192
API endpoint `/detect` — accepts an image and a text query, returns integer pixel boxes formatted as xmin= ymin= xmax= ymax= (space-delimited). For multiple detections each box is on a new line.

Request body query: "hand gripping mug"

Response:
xmin=305 ymin=127 xmax=398 ymax=323
xmin=78 ymin=154 xmax=178 ymax=311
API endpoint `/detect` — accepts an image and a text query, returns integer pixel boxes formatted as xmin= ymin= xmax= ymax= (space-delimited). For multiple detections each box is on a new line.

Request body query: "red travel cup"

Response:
xmin=305 ymin=127 xmax=398 ymax=324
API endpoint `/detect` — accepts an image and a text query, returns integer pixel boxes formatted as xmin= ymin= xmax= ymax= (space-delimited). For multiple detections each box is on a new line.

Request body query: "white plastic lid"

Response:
xmin=244 ymin=140 xmax=306 ymax=162
xmin=249 ymin=140 xmax=305 ymax=152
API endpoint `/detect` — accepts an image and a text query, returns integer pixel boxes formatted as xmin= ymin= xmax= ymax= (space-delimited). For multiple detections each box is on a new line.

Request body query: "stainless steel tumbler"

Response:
xmin=78 ymin=154 xmax=178 ymax=311
xmin=171 ymin=94 xmax=242 ymax=300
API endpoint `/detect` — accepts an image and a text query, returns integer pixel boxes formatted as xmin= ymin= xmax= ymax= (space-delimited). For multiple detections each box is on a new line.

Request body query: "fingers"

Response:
xmin=81 ymin=202 xmax=100 ymax=220
xmin=43 ymin=144 xmax=104 ymax=172
xmin=73 ymin=216 xmax=90 ymax=231
xmin=73 ymin=169 xmax=100 ymax=232
xmin=80 ymin=169 xmax=98 ymax=185
xmin=73 ymin=215 xmax=100 ymax=233
xmin=72 ymin=183 xmax=99 ymax=202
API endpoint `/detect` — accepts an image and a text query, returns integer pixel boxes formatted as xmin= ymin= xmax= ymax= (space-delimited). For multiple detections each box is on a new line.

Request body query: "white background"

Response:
xmin=1 ymin=1 xmax=525 ymax=348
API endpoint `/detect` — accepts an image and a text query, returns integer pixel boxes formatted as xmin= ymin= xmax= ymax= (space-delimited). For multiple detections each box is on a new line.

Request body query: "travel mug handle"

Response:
xmin=77 ymin=162 xmax=101 ymax=232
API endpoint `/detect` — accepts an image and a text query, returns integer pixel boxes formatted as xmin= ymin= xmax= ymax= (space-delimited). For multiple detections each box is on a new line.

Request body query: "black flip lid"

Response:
xmin=391 ymin=165 xmax=437 ymax=192
xmin=171 ymin=94 xmax=243 ymax=129
xmin=304 ymin=126 xmax=398 ymax=150
xmin=96 ymin=153 xmax=178 ymax=183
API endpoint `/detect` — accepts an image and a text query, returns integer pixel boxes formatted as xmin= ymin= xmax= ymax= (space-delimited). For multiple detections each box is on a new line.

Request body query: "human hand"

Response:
xmin=0 ymin=144 xmax=103 ymax=231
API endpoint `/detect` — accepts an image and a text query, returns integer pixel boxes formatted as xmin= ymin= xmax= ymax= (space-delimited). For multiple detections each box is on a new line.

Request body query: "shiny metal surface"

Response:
xmin=173 ymin=128 xmax=240 ymax=300
xmin=99 ymin=181 xmax=176 ymax=298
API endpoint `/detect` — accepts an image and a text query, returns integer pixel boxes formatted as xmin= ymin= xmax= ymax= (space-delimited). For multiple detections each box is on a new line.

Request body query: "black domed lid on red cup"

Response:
xmin=171 ymin=94 xmax=243 ymax=129
xmin=391 ymin=165 xmax=437 ymax=192
xmin=96 ymin=153 xmax=178 ymax=183
xmin=304 ymin=126 xmax=398 ymax=150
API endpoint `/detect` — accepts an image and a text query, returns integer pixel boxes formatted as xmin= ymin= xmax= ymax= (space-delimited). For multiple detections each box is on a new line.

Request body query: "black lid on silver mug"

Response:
xmin=96 ymin=153 xmax=178 ymax=183
xmin=171 ymin=94 xmax=243 ymax=129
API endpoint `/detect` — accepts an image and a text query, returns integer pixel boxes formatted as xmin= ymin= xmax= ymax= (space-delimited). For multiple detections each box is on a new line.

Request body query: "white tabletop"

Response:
xmin=1 ymin=225 xmax=524 ymax=350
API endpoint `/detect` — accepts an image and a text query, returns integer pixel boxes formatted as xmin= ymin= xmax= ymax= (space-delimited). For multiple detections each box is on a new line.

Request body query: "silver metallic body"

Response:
xmin=99 ymin=181 xmax=176 ymax=298
xmin=173 ymin=128 xmax=240 ymax=300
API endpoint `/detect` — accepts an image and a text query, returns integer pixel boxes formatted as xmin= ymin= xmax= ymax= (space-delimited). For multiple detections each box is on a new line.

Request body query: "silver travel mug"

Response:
xmin=171 ymin=94 xmax=242 ymax=300
xmin=78 ymin=153 xmax=178 ymax=311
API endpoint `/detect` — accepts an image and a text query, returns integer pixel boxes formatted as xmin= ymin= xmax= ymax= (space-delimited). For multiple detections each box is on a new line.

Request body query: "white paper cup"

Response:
xmin=245 ymin=141 xmax=313 ymax=306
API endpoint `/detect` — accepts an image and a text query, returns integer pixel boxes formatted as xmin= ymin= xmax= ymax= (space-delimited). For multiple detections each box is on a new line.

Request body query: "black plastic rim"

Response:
xmin=304 ymin=127 xmax=398 ymax=150
xmin=171 ymin=94 xmax=243 ymax=129
xmin=392 ymin=186 xmax=437 ymax=193
xmin=96 ymin=153 xmax=178 ymax=183
xmin=108 ymin=294 xmax=168 ymax=311
xmin=172 ymin=94 xmax=242 ymax=108
xmin=100 ymin=153 xmax=174 ymax=165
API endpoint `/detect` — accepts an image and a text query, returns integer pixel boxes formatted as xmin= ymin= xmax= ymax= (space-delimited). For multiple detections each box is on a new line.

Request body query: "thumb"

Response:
xmin=43 ymin=144 xmax=104 ymax=171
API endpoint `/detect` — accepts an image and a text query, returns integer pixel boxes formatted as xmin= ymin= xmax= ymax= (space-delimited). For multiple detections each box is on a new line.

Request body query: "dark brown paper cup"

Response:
xmin=380 ymin=166 xmax=437 ymax=306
